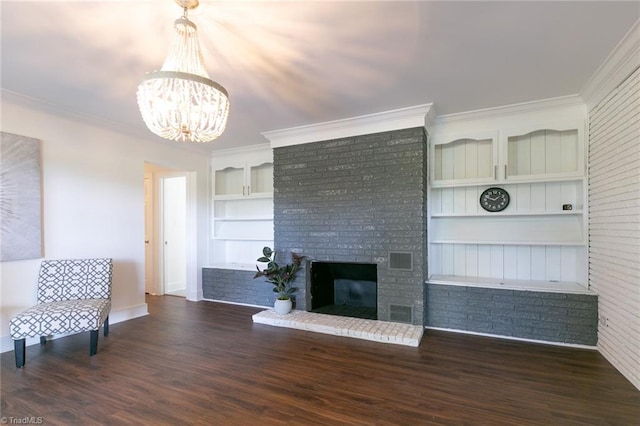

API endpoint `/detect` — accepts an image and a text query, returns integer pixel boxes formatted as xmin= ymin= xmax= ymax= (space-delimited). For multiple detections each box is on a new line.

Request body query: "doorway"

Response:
xmin=144 ymin=163 xmax=195 ymax=298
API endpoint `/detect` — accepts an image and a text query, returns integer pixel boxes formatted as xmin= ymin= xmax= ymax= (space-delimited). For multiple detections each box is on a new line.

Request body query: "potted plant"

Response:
xmin=254 ymin=246 xmax=305 ymax=315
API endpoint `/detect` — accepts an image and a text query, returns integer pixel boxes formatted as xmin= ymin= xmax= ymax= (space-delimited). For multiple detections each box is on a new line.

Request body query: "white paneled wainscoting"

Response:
xmin=588 ymin=64 xmax=640 ymax=390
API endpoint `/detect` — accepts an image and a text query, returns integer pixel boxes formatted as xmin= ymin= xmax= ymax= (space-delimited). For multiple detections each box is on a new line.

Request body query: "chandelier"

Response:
xmin=137 ymin=0 xmax=229 ymax=143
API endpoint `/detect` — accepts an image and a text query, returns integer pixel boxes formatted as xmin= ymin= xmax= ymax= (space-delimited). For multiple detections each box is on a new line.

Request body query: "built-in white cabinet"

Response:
xmin=504 ymin=122 xmax=584 ymax=182
xmin=214 ymin=160 xmax=273 ymax=197
xmin=210 ymin=145 xmax=273 ymax=270
xmin=431 ymin=121 xmax=584 ymax=187
xmin=429 ymin=107 xmax=588 ymax=290
xmin=432 ymin=130 xmax=498 ymax=186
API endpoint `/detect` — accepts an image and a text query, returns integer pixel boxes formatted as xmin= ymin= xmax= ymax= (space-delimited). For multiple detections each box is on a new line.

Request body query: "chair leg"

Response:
xmin=103 ymin=316 xmax=109 ymax=337
xmin=40 ymin=336 xmax=47 ymax=345
xmin=90 ymin=330 xmax=98 ymax=356
xmin=14 ymin=339 xmax=25 ymax=368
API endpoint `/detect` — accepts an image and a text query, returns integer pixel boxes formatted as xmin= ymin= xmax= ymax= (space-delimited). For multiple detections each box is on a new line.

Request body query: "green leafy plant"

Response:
xmin=254 ymin=247 xmax=305 ymax=300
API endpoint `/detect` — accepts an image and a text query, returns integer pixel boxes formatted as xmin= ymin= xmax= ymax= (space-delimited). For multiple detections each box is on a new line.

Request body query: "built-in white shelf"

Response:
xmin=211 ymin=145 xmax=274 ymax=269
xmin=213 ymin=217 xmax=273 ymax=222
xmin=427 ymin=274 xmax=591 ymax=294
xmin=431 ymin=175 xmax=585 ymax=188
xmin=430 ymin=240 xmax=586 ymax=246
xmin=428 ymin=109 xmax=588 ymax=288
xmin=213 ymin=194 xmax=273 ymax=201
xmin=204 ymin=263 xmax=257 ymax=271
xmin=431 ymin=210 xmax=583 ymax=218
xmin=430 ymin=214 xmax=585 ymax=245
xmin=212 ymin=237 xmax=273 ymax=242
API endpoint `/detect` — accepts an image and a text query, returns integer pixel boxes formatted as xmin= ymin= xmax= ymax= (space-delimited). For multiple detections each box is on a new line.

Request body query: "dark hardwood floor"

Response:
xmin=2 ymin=295 xmax=638 ymax=425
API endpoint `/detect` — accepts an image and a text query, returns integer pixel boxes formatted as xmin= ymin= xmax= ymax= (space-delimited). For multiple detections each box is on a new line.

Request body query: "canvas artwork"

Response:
xmin=0 ymin=132 xmax=43 ymax=261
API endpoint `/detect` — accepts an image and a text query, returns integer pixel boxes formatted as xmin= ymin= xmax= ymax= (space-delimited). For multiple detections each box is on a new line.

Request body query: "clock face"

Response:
xmin=480 ymin=187 xmax=510 ymax=212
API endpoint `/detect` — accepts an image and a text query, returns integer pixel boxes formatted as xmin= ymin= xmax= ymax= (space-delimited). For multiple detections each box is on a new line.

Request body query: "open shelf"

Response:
xmin=213 ymin=194 xmax=273 ymax=201
xmin=212 ymin=237 xmax=273 ymax=242
xmin=431 ymin=210 xmax=583 ymax=217
xmin=427 ymin=274 xmax=591 ymax=294
xmin=211 ymin=145 xmax=274 ymax=270
xmin=204 ymin=262 xmax=257 ymax=271
xmin=213 ymin=217 xmax=273 ymax=222
xmin=431 ymin=175 xmax=585 ymax=188
xmin=430 ymin=240 xmax=586 ymax=246
xmin=430 ymin=214 xmax=585 ymax=245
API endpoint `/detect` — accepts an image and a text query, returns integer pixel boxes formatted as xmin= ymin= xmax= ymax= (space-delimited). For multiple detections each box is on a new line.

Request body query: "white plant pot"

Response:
xmin=274 ymin=298 xmax=292 ymax=315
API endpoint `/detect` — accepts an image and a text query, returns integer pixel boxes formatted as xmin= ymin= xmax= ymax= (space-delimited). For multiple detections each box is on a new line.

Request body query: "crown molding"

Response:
xmin=1 ymin=88 xmax=140 ymax=133
xmin=0 ymin=89 xmax=213 ymax=155
xmin=210 ymin=142 xmax=271 ymax=158
xmin=580 ymin=19 xmax=640 ymax=110
xmin=433 ymin=95 xmax=586 ymax=129
xmin=263 ymin=103 xmax=434 ymax=148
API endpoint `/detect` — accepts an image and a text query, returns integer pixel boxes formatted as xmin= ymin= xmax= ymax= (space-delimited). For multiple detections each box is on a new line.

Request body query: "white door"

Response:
xmin=161 ymin=175 xmax=187 ymax=297
xmin=144 ymin=173 xmax=154 ymax=293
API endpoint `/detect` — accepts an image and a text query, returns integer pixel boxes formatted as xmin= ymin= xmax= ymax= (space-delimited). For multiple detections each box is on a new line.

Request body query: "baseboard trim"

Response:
xmin=202 ymin=298 xmax=269 ymax=310
xmin=425 ymin=326 xmax=597 ymax=350
xmin=0 ymin=303 xmax=148 ymax=353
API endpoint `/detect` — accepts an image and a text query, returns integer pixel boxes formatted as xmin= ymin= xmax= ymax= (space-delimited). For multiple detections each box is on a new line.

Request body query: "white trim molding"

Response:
xmin=580 ymin=19 xmax=640 ymax=110
xmin=263 ymin=103 xmax=435 ymax=148
xmin=0 ymin=89 xmax=211 ymax=155
xmin=432 ymin=95 xmax=586 ymax=134
xmin=210 ymin=142 xmax=271 ymax=157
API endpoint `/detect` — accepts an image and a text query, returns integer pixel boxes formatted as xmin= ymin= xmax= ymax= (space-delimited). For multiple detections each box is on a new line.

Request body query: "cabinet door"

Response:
xmin=431 ymin=130 xmax=498 ymax=186
xmin=248 ymin=162 xmax=273 ymax=197
xmin=213 ymin=161 xmax=245 ymax=197
xmin=503 ymin=122 xmax=584 ymax=182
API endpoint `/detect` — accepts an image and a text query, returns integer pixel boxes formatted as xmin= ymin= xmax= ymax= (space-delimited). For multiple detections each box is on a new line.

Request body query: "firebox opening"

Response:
xmin=309 ymin=261 xmax=377 ymax=320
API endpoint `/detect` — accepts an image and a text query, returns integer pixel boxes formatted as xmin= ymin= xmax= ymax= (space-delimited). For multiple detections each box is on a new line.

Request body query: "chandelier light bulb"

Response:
xmin=137 ymin=0 xmax=229 ymax=143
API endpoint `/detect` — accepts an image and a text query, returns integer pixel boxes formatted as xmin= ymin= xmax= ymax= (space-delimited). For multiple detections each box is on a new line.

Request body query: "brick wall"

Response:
xmin=202 ymin=268 xmax=276 ymax=307
xmin=273 ymin=127 xmax=428 ymax=324
xmin=425 ymin=283 xmax=598 ymax=345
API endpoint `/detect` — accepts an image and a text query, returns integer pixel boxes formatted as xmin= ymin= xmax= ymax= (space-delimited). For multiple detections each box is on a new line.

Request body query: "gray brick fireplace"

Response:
xmin=202 ymin=123 xmax=597 ymax=345
xmin=273 ymin=127 xmax=427 ymax=324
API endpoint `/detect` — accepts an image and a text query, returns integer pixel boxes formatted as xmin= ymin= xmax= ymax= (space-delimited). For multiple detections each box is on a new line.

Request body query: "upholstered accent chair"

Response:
xmin=9 ymin=258 xmax=113 ymax=368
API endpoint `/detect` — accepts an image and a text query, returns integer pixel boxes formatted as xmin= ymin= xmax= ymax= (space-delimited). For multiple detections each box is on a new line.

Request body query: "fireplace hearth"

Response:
xmin=309 ymin=261 xmax=377 ymax=320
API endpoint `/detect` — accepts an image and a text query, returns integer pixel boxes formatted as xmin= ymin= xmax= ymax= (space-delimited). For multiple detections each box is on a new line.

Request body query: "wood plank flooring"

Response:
xmin=2 ymin=295 xmax=638 ymax=425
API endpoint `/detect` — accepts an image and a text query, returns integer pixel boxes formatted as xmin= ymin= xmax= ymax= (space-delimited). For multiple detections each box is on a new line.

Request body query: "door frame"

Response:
xmin=145 ymin=164 xmax=197 ymax=299
xmin=160 ymin=173 xmax=188 ymax=295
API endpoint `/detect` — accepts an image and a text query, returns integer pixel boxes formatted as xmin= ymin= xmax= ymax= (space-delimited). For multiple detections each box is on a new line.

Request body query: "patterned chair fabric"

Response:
xmin=9 ymin=258 xmax=113 ymax=368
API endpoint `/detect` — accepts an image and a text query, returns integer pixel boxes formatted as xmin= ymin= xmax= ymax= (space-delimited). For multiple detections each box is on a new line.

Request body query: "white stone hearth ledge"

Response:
xmin=252 ymin=310 xmax=423 ymax=347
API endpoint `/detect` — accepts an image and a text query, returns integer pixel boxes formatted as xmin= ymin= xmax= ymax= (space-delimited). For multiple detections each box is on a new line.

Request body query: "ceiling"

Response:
xmin=1 ymin=1 xmax=638 ymax=152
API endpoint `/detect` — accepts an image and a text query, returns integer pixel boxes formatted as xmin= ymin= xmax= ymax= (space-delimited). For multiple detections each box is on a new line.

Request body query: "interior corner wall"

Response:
xmin=0 ymin=99 xmax=211 ymax=353
xmin=588 ymin=65 xmax=640 ymax=390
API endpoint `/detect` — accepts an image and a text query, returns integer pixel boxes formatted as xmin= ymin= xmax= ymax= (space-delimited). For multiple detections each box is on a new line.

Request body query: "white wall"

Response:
xmin=581 ymin=20 xmax=640 ymax=390
xmin=0 ymin=96 xmax=210 ymax=352
xmin=588 ymin=67 xmax=640 ymax=391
